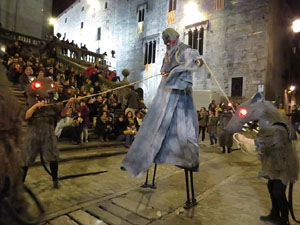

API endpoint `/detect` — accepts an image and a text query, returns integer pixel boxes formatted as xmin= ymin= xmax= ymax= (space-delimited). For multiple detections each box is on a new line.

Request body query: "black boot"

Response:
xmin=222 ymin=146 xmax=226 ymax=153
xmin=227 ymin=147 xmax=231 ymax=153
xmin=260 ymin=210 xmax=280 ymax=223
xmin=278 ymin=219 xmax=290 ymax=225
xmin=50 ymin=162 xmax=59 ymax=189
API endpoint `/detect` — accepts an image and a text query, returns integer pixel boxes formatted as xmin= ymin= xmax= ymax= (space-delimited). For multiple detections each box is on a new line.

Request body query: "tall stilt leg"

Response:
xmin=140 ymin=169 xmax=149 ymax=188
xmin=184 ymin=169 xmax=191 ymax=209
xmin=190 ymin=171 xmax=197 ymax=206
xmin=141 ymin=164 xmax=158 ymax=189
xmin=150 ymin=164 xmax=157 ymax=189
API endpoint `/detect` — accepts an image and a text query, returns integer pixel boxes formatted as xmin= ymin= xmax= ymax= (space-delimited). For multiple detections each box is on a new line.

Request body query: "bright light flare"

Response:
xmin=49 ymin=17 xmax=57 ymax=26
xmin=289 ymin=85 xmax=296 ymax=91
xmin=183 ymin=1 xmax=205 ymax=25
xmin=87 ymin=0 xmax=100 ymax=10
xmin=292 ymin=19 xmax=300 ymax=33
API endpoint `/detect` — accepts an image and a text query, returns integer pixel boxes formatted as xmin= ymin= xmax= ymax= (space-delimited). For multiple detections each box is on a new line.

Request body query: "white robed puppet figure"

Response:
xmin=122 ymin=28 xmax=203 ymax=177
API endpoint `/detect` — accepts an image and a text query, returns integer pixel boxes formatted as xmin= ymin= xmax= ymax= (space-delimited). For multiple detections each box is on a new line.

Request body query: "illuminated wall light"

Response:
xmin=183 ymin=1 xmax=206 ymax=26
xmin=49 ymin=17 xmax=57 ymax=27
xmin=292 ymin=19 xmax=300 ymax=33
xmin=87 ymin=0 xmax=100 ymax=10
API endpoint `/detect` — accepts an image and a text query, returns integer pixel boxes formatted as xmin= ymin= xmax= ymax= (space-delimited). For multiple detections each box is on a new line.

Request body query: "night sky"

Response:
xmin=52 ymin=0 xmax=77 ymax=17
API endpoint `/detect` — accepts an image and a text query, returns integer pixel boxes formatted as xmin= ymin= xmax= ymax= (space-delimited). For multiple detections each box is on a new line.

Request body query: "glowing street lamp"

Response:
xmin=290 ymin=85 xmax=296 ymax=91
xmin=183 ymin=1 xmax=205 ymax=25
xmin=292 ymin=19 xmax=300 ymax=33
xmin=87 ymin=0 xmax=100 ymax=10
xmin=288 ymin=85 xmax=296 ymax=94
xmin=48 ymin=17 xmax=57 ymax=27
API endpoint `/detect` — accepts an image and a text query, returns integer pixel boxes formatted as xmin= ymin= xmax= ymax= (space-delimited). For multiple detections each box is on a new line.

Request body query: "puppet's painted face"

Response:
xmin=162 ymin=28 xmax=179 ymax=45
xmin=26 ymin=78 xmax=56 ymax=104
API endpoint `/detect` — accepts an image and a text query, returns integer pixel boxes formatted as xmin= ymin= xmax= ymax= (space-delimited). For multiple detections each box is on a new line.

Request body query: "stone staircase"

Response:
xmin=8 ymin=82 xmax=127 ymax=164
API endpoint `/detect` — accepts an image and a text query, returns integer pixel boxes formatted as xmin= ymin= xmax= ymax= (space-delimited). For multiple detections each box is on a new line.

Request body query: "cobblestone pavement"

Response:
xmin=23 ymin=140 xmax=300 ymax=225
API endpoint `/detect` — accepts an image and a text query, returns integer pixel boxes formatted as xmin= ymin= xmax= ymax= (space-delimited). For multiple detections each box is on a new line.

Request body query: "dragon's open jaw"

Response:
xmin=35 ymin=94 xmax=53 ymax=104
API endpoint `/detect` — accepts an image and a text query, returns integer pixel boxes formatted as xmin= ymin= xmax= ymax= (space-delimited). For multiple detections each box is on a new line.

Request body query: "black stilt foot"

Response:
xmin=140 ymin=164 xmax=157 ymax=189
xmin=190 ymin=171 xmax=197 ymax=205
xmin=150 ymin=164 xmax=157 ymax=189
xmin=184 ymin=169 xmax=191 ymax=208
xmin=141 ymin=169 xmax=149 ymax=188
xmin=184 ymin=169 xmax=197 ymax=209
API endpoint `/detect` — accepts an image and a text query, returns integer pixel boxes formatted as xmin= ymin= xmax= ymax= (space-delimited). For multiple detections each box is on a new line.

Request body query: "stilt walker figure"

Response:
xmin=122 ymin=28 xmax=203 ymax=209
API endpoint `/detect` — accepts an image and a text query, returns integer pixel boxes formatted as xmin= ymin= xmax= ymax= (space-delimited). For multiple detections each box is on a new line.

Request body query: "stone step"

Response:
xmin=31 ymin=143 xmax=127 ymax=166
xmin=99 ymin=201 xmax=150 ymax=225
xmin=69 ymin=210 xmax=108 ymax=225
xmin=58 ymin=141 xmax=124 ymax=152
xmin=48 ymin=215 xmax=79 ymax=225
xmin=85 ymin=205 xmax=133 ymax=225
xmin=112 ymin=197 xmax=164 ymax=220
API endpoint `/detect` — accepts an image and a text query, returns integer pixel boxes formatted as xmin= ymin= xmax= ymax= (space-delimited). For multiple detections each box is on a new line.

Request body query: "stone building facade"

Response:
xmin=0 ymin=0 xmax=53 ymax=39
xmin=55 ymin=0 xmax=290 ymax=104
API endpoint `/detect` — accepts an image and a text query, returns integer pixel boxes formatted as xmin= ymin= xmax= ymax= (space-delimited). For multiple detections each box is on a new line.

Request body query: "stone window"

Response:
xmin=97 ymin=27 xmax=101 ymax=40
xmin=169 ymin=0 xmax=176 ymax=12
xmin=137 ymin=3 xmax=147 ymax=34
xmin=144 ymin=40 xmax=157 ymax=65
xmin=231 ymin=77 xmax=243 ymax=97
xmin=187 ymin=28 xmax=204 ymax=55
xmin=184 ymin=21 xmax=208 ymax=56
xmin=138 ymin=8 xmax=145 ymax=22
xmin=64 ymin=32 xmax=66 ymax=39
xmin=168 ymin=0 xmax=176 ymax=24
xmin=81 ymin=6 xmax=84 ymax=12
xmin=96 ymin=48 xmax=100 ymax=54
xmin=65 ymin=18 xmax=67 ymax=23
xmin=105 ymin=2 xmax=108 ymax=9
xmin=81 ymin=22 xmax=84 ymax=29
xmin=215 ymin=0 xmax=224 ymax=10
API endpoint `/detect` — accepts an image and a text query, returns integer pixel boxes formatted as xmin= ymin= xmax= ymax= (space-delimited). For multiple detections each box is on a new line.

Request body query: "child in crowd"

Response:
xmin=123 ymin=123 xmax=137 ymax=148
xmin=78 ymin=100 xmax=90 ymax=143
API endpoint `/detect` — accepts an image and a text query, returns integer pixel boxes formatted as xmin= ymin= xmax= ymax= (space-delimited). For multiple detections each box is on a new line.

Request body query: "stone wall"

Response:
xmin=0 ymin=0 xmax=53 ymax=39
xmin=55 ymin=0 xmax=280 ymax=105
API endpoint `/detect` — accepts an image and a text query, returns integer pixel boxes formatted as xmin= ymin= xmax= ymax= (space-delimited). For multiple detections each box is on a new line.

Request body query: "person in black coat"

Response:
xmin=114 ymin=115 xmax=128 ymax=140
xmin=286 ymin=105 xmax=300 ymax=135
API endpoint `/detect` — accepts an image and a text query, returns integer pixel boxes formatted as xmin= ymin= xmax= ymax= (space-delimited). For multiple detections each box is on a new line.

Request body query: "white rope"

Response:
xmin=47 ymin=73 xmax=161 ymax=106
xmin=47 ymin=59 xmax=232 ymax=108
xmin=202 ymin=58 xmax=232 ymax=107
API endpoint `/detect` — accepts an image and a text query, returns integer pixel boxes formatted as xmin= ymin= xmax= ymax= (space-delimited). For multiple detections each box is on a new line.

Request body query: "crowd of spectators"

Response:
xmin=3 ymin=39 xmax=298 ymax=148
xmin=1 ymin=39 xmax=147 ymax=146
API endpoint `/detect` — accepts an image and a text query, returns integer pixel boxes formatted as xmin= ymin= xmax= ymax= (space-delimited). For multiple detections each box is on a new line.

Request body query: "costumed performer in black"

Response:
xmin=21 ymin=78 xmax=75 ymax=188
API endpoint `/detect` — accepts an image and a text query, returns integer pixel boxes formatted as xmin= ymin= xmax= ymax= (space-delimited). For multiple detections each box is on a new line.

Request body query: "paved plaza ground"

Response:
xmin=22 ymin=139 xmax=300 ymax=225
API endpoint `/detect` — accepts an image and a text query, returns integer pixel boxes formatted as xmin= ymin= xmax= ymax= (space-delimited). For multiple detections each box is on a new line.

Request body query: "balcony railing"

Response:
xmin=0 ymin=27 xmax=45 ymax=47
xmin=0 ymin=27 xmax=114 ymax=69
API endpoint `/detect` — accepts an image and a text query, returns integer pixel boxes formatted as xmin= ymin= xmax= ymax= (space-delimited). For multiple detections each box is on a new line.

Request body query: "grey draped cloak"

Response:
xmin=122 ymin=44 xmax=201 ymax=177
